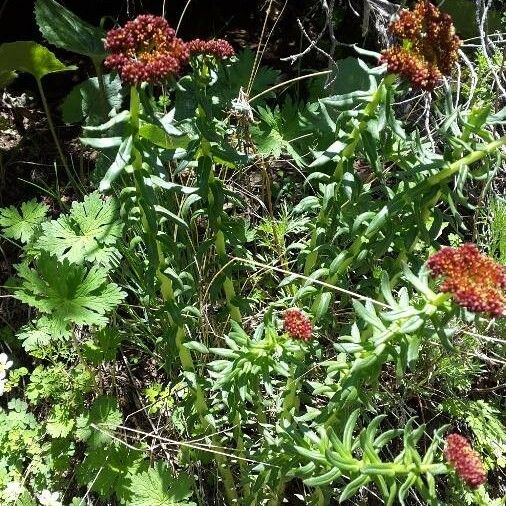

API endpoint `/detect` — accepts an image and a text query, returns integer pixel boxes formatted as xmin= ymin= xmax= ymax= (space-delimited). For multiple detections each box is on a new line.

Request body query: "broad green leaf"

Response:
xmin=82 ymin=327 xmax=122 ymax=364
xmin=14 ymin=254 xmax=126 ymax=328
xmin=36 ymin=192 xmax=122 ymax=265
xmin=62 ymin=74 xmax=123 ymax=125
xmin=46 ymin=404 xmax=75 ymax=438
xmin=127 ymin=462 xmax=195 ymax=506
xmin=77 ymin=442 xmax=146 ymax=499
xmin=0 ymin=199 xmax=48 ymax=242
xmin=0 ymin=41 xmax=75 ymax=80
xmin=0 ymin=70 xmax=17 ymax=88
xmin=35 ymin=0 xmax=106 ymax=58
xmin=76 ymin=396 xmax=122 ymax=449
xmin=139 ymin=123 xmax=190 ymax=149
xmin=17 ymin=316 xmax=71 ymax=352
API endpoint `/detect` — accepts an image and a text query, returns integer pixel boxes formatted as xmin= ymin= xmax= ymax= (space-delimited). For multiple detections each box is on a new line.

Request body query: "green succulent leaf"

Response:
xmin=0 ymin=199 xmax=48 ymax=243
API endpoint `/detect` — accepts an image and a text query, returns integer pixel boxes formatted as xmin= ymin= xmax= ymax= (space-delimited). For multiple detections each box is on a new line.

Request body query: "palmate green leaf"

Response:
xmin=76 ymin=396 xmax=122 ymax=449
xmin=214 ymin=48 xmax=280 ymax=107
xmin=36 ymin=192 xmax=122 ymax=265
xmin=0 ymin=41 xmax=75 ymax=80
xmin=17 ymin=316 xmax=71 ymax=351
xmin=127 ymin=462 xmax=195 ymax=506
xmin=14 ymin=253 xmax=126 ymax=328
xmin=0 ymin=199 xmax=48 ymax=243
xmin=35 ymin=0 xmax=106 ymax=58
xmin=251 ymin=97 xmax=306 ymax=166
xmin=46 ymin=404 xmax=75 ymax=438
xmin=77 ymin=442 xmax=146 ymax=499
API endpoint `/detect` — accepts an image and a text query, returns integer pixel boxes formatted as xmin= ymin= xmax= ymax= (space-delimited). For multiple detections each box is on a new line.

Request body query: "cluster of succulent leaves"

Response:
xmin=0 ymin=0 xmax=505 ymax=504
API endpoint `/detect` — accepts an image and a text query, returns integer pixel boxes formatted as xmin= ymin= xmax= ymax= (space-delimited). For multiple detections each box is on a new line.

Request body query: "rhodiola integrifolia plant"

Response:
xmin=2 ymin=0 xmax=506 ymax=503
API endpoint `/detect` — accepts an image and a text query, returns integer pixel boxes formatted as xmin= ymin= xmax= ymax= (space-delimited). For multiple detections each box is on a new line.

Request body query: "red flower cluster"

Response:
xmin=104 ymin=15 xmax=234 ymax=85
xmin=380 ymin=0 xmax=461 ymax=90
xmin=187 ymin=38 xmax=235 ymax=59
xmin=283 ymin=308 xmax=313 ymax=341
xmin=444 ymin=433 xmax=487 ymax=488
xmin=105 ymin=15 xmax=188 ymax=85
xmin=428 ymin=244 xmax=506 ymax=317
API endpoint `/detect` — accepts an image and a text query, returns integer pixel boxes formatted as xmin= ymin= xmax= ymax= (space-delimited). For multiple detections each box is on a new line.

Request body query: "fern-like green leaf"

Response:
xmin=127 ymin=462 xmax=195 ymax=506
xmin=14 ymin=254 xmax=125 ymax=328
xmin=36 ymin=192 xmax=122 ymax=265
xmin=0 ymin=199 xmax=48 ymax=243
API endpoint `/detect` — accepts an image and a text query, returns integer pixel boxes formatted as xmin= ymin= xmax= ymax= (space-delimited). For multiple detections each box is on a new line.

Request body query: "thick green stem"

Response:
xmin=215 ymin=229 xmax=242 ymax=323
xmin=320 ymin=134 xmax=506 ymax=291
xmin=270 ymin=365 xmax=300 ymax=506
xmin=234 ymin=412 xmax=250 ymax=499
xmin=92 ymin=57 xmax=109 ymax=121
xmin=304 ymin=74 xmax=396 ymax=276
xmin=129 ymin=87 xmax=238 ymax=504
xmin=36 ymin=78 xmax=74 ymax=184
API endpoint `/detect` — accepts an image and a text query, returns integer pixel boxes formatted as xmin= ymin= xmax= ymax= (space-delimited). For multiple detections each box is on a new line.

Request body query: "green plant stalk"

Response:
xmin=323 ymin=293 xmax=452 ymax=427
xmin=234 ymin=411 xmax=251 ymax=499
xmin=270 ymin=363 xmax=301 ymax=506
xmin=199 ymin=139 xmax=242 ymax=323
xmin=304 ymin=73 xmax=397 ymax=276
xmin=192 ymin=57 xmax=243 ymax=323
xmin=36 ymin=78 xmax=74 ymax=185
xmin=91 ymin=57 xmax=109 ymax=121
xmin=215 ymin=227 xmax=242 ymax=323
xmin=129 ymin=87 xmax=238 ymax=504
xmin=314 ymin=133 xmax=506 ymax=305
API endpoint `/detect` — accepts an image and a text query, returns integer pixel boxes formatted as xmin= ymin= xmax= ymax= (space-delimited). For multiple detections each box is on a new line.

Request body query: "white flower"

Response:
xmin=3 ymin=481 xmax=23 ymax=502
xmin=0 ymin=353 xmax=13 ymax=380
xmin=37 ymin=490 xmax=63 ymax=506
xmin=0 ymin=379 xmax=6 ymax=396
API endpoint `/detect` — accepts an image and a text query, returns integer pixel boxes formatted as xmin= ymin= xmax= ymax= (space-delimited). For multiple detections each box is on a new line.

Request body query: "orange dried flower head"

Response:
xmin=283 ymin=308 xmax=313 ymax=341
xmin=444 ymin=433 xmax=487 ymax=488
xmin=104 ymin=15 xmax=189 ymax=85
xmin=428 ymin=244 xmax=506 ymax=317
xmin=380 ymin=0 xmax=461 ymax=90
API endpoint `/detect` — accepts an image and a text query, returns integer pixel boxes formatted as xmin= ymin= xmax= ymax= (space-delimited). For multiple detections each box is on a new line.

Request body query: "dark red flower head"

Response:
xmin=187 ymin=38 xmax=235 ymax=59
xmin=380 ymin=0 xmax=461 ymax=90
xmin=283 ymin=308 xmax=313 ymax=341
xmin=104 ymin=15 xmax=189 ymax=85
xmin=444 ymin=433 xmax=487 ymax=488
xmin=428 ymin=244 xmax=506 ymax=317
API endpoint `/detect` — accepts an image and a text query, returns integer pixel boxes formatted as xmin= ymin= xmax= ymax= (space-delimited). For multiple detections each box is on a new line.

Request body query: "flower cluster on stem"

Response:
xmin=380 ymin=0 xmax=461 ymax=90
xmin=428 ymin=243 xmax=506 ymax=317
xmin=444 ymin=433 xmax=487 ymax=488
xmin=283 ymin=308 xmax=313 ymax=341
xmin=104 ymin=15 xmax=234 ymax=85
